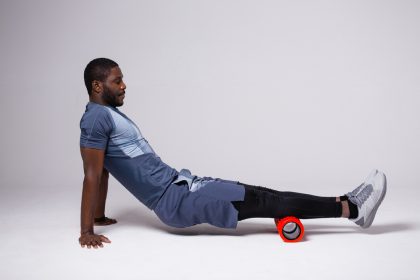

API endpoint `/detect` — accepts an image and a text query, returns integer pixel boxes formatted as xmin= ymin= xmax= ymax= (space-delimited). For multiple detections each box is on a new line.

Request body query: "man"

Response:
xmin=79 ymin=58 xmax=387 ymax=249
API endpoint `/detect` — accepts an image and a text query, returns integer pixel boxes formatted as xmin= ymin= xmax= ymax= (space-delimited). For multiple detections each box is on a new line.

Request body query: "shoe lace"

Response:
xmin=348 ymin=185 xmax=373 ymax=206
xmin=346 ymin=183 xmax=364 ymax=198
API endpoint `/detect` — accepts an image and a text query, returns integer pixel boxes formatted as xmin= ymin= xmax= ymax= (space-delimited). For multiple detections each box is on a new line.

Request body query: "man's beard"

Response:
xmin=102 ymin=86 xmax=122 ymax=107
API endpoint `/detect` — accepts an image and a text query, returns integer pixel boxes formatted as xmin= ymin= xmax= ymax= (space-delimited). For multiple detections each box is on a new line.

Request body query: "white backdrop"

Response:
xmin=1 ymin=0 xmax=419 ymax=189
xmin=1 ymin=1 xmax=419 ymax=279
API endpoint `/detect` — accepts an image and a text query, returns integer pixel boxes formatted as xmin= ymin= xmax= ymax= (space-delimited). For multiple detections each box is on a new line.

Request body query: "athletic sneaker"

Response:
xmin=346 ymin=169 xmax=378 ymax=198
xmin=347 ymin=170 xmax=387 ymax=228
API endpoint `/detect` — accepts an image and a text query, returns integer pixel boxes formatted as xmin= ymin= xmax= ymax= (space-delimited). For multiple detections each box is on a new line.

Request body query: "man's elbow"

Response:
xmin=83 ymin=174 xmax=102 ymax=186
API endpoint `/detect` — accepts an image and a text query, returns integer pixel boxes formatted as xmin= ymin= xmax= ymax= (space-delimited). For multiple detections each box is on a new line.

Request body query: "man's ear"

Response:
xmin=92 ymin=80 xmax=103 ymax=95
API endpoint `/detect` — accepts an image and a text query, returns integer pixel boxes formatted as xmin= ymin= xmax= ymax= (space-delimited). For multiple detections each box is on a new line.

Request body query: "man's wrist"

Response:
xmin=80 ymin=229 xmax=94 ymax=235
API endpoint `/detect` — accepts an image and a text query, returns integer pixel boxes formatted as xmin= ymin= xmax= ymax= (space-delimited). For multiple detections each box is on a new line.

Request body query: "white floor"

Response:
xmin=1 ymin=180 xmax=419 ymax=280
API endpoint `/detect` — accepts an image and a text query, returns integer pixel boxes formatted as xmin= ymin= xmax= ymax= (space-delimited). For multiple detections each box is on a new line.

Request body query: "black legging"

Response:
xmin=232 ymin=182 xmax=342 ymax=221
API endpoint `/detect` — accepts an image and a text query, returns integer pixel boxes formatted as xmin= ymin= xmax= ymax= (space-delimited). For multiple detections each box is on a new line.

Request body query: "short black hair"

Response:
xmin=84 ymin=58 xmax=119 ymax=95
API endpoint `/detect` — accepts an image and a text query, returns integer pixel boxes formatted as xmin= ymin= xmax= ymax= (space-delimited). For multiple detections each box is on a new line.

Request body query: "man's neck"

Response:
xmin=89 ymin=97 xmax=107 ymax=106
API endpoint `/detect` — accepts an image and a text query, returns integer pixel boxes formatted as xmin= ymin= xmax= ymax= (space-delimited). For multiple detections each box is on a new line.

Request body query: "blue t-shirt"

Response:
xmin=79 ymin=102 xmax=179 ymax=210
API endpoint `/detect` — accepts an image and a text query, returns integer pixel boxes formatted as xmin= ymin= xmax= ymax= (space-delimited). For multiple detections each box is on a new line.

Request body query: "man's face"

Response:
xmin=101 ymin=67 xmax=126 ymax=107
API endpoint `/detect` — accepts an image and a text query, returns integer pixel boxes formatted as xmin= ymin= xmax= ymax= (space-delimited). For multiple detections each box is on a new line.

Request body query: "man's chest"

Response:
xmin=108 ymin=109 xmax=143 ymax=143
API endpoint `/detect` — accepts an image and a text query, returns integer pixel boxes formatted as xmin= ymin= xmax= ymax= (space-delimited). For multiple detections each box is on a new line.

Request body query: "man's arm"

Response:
xmin=94 ymin=169 xmax=117 ymax=225
xmin=79 ymin=147 xmax=111 ymax=249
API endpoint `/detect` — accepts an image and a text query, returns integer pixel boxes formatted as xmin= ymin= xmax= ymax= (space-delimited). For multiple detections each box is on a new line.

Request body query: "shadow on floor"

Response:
xmin=303 ymin=222 xmax=414 ymax=236
xmin=97 ymin=208 xmax=416 ymax=237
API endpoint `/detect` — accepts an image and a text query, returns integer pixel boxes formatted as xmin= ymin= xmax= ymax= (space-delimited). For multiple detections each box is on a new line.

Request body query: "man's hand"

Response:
xmin=79 ymin=233 xmax=111 ymax=249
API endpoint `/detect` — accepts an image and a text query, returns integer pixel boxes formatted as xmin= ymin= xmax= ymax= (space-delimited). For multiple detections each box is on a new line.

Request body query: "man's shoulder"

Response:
xmin=80 ymin=103 xmax=116 ymax=148
xmin=81 ymin=103 xmax=113 ymax=122
xmin=80 ymin=103 xmax=115 ymax=132
xmin=83 ymin=102 xmax=110 ymax=116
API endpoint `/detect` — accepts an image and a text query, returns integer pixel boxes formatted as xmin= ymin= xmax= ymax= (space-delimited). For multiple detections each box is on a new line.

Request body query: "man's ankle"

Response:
xmin=341 ymin=201 xmax=350 ymax=218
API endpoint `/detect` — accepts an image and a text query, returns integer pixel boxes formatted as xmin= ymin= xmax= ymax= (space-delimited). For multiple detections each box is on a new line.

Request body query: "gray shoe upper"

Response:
xmin=346 ymin=183 xmax=364 ymax=199
xmin=347 ymin=184 xmax=373 ymax=207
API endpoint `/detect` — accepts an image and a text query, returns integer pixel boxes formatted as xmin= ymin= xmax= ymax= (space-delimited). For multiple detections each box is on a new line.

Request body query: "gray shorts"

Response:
xmin=154 ymin=178 xmax=245 ymax=229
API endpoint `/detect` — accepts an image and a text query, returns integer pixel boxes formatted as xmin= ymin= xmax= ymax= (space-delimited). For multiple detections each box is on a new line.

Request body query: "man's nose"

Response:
xmin=121 ymin=81 xmax=126 ymax=90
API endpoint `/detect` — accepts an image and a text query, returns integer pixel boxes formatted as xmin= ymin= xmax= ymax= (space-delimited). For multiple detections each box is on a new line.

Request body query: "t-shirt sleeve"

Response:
xmin=80 ymin=108 xmax=114 ymax=150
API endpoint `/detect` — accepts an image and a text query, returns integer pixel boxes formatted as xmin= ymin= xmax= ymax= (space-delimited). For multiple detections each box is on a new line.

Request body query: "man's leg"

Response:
xmin=238 ymin=182 xmax=343 ymax=202
xmin=232 ymin=169 xmax=387 ymax=228
xmin=231 ymin=183 xmax=348 ymax=220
